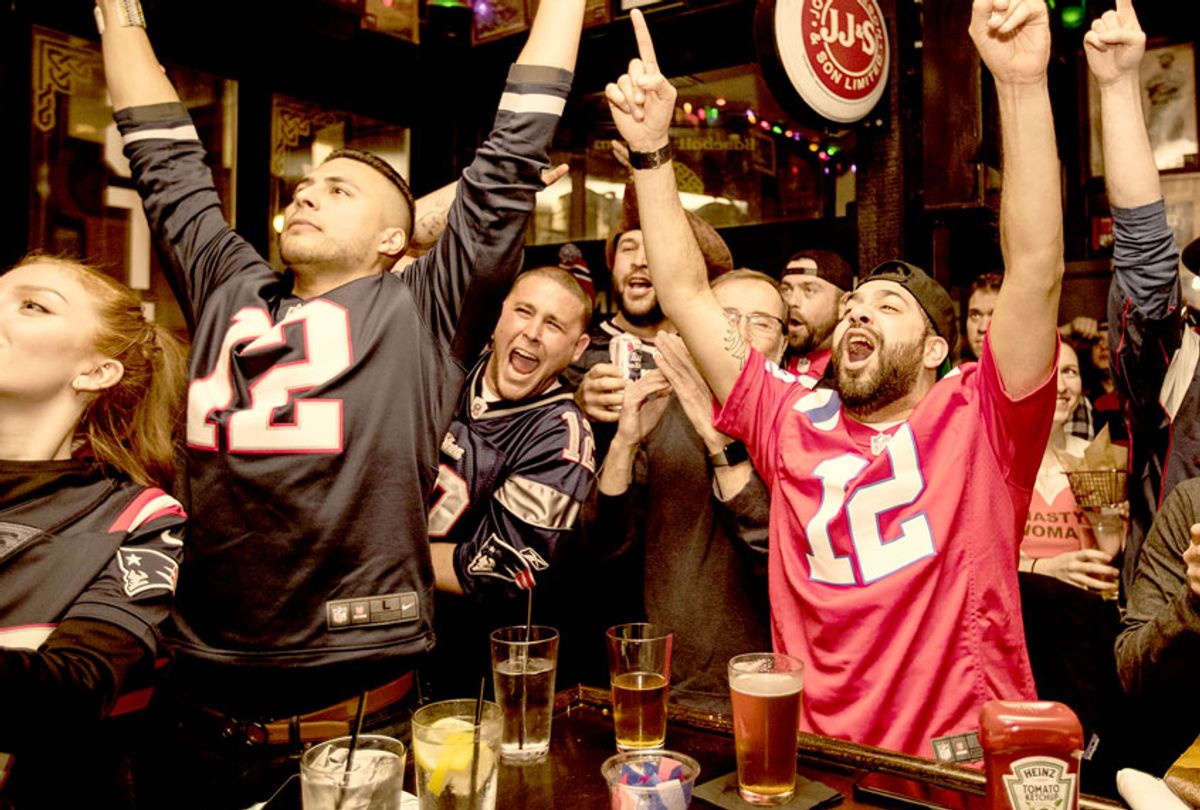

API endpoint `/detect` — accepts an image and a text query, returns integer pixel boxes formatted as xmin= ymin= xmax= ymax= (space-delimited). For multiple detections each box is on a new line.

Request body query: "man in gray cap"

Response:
xmin=777 ymin=249 xmax=855 ymax=381
xmin=604 ymin=0 xmax=1063 ymax=757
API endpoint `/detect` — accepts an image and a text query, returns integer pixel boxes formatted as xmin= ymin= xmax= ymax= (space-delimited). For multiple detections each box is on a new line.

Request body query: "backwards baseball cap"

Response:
xmin=605 ymin=180 xmax=734 ymax=280
xmin=857 ymin=260 xmax=959 ymax=354
xmin=780 ymin=249 xmax=855 ymax=291
xmin=1183 ymin=237 xmax=1200 ymax=273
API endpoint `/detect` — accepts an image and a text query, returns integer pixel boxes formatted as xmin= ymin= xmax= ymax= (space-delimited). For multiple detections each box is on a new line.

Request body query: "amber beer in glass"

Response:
xmin=728 ymin=653 xmax=804 ymax=806
xmin=606 ymin=623 xmax=672 ymax=750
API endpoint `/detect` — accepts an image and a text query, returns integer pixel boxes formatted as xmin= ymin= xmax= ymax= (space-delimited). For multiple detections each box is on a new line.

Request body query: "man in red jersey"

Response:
xmin=604 ymin=0 xmax=1064 ymax=757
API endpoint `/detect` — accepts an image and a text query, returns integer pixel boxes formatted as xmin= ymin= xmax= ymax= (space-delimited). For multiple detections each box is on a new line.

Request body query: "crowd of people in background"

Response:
xmin=2 ymin=0 xmax=1199 ymax=807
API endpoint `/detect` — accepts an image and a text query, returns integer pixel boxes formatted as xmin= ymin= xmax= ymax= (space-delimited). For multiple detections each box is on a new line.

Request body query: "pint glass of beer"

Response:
xmin=728 ymin=652 xmax=804 ymax=806
xmin=605 ymin=623 xmax=672 ymax=751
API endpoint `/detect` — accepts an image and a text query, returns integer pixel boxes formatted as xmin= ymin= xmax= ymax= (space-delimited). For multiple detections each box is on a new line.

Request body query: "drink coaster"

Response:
xmin=692 ymin=771 xmax=842 ymax=809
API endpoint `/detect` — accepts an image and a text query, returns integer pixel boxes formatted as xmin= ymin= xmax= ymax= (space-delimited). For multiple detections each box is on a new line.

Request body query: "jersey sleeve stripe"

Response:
xmin=0 ymin=624 xmax=55 ymax=651
xmin=494 ymin=475 xmax=581 ymax=530
xmin=108 ymin=489 xmax=187 ymax=534
xmin=497 ymin=92 xmax=567 ymax=117
xmin=121 ymin=124 xmax=201 ymax=145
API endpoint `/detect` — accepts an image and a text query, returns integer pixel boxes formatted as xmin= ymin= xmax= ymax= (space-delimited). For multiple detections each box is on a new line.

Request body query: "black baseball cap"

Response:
xmin=1183 ymin=237 xmax=1200 ymax=273
xmin=857 ymin=260 xmax=959 ymax=354
xmin=780 ymin=249 xmax=855 ymax=291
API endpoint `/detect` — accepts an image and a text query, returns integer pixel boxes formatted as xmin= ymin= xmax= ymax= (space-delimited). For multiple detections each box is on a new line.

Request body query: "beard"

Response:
xmin=279 ymin=230 xmax=371 ymax=271
xmin=832 ymin=332 xmax=925 ymax=416
xmin=617 ymin=287 xmax=666 ymax=328
xmin=787 ymin=314 xmax=837 ymax=356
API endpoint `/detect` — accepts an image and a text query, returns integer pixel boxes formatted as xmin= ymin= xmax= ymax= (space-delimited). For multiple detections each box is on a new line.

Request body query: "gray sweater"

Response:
xmin=1115 ymin=476 xmax=1200 ymax=771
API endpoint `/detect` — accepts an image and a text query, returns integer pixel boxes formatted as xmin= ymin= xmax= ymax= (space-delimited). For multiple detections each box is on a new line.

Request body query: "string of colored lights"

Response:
xmin=676 ymin=98 xmax=855 ymax=176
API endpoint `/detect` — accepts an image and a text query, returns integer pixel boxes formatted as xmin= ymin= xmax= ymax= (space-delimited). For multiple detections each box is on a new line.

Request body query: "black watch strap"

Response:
xmin=709 ymin=440 xmax=749 ymax=467
xmin=627 ymin=142 xmax=674 ymax=170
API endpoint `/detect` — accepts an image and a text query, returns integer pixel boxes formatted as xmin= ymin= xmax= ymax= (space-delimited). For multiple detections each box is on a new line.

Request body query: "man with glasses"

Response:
xmin=581 ymin=269 xmax=784 ymax=712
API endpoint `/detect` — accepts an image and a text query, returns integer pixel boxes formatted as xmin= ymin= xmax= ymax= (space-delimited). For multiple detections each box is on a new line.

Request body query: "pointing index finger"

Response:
xmin=1115 ymin=0 xmax=1137 ymax=20
xmin=631 ymin=9 xmax=659 ymax=72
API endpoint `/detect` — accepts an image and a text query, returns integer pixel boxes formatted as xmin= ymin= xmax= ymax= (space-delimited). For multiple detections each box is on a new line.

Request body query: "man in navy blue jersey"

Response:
xmin=96 ymin=0 xmax=584 ymax=802
xmin=425 ymin=266 xmax=596 ymax=697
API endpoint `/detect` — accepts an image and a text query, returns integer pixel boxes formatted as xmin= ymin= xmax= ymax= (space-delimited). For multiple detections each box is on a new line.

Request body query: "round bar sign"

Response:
xmin=774 ymin=0 xmax=889 ymax=123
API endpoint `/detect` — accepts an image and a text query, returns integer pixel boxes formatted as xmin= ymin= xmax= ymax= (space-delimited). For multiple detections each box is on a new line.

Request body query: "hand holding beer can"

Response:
xmin=609 ymin=334 xmax=643 ymax=381
xmin=728 ymin=653 xmax=804 ymax=806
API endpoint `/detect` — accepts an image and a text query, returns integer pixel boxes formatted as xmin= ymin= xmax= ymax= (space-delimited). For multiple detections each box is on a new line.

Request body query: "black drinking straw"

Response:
xmin=520 ymin=589 xmax=534 ymax=750
xmin=469 ymin=677 xmax=485 ymax=805
xmin=335 ymin=690 xmax=369 ymax=810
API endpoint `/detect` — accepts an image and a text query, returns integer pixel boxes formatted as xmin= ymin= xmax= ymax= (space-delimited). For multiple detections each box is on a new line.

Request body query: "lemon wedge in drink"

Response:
xmin=414 ymin=717 xmax=494 ymax=797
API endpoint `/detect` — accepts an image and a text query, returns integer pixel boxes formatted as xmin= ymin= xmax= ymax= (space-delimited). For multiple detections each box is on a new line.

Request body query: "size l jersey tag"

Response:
xmin=326 ymin=592 xmax=419 ymax=631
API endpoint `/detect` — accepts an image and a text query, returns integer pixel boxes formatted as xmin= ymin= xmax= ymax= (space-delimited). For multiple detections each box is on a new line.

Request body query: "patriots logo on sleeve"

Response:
xmin=466 ymin=533 xmax=549 ymax=590
xmin=117 ymin=546 xmax=181 ymax=598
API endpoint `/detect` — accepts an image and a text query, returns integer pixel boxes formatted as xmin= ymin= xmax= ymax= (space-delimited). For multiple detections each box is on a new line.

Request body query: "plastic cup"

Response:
xmin=601 ymin=750 xmax=700 ymax=810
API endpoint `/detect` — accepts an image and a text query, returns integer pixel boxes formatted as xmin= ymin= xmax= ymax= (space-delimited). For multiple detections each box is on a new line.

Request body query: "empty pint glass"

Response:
xmin=728 ymin=652 xmax=804 ymax=806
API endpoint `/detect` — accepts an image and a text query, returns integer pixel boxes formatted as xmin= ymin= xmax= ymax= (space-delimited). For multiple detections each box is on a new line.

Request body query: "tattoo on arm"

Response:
xmin=723 ymin=324 xmax=749 ymax=370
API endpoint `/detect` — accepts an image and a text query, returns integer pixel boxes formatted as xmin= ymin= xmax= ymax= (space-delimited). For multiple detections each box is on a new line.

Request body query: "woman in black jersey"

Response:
xmin=0 ymin=253 xmax=188 ymax=807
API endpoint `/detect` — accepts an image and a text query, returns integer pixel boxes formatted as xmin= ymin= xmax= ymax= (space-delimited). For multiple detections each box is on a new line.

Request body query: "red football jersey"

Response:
xmin=715 ymin=342 xmax=1055 ymax=757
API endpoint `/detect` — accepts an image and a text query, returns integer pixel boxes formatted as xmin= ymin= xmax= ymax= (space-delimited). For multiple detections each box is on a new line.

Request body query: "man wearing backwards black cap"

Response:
xmin=777 ymin=249 xmax=854 ymax=380
xmin=607 ymin=0 xmax=1063 ymax=757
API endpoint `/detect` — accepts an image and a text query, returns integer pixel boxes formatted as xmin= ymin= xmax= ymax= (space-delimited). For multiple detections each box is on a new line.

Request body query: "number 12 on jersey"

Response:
xmin=804 ymin=424 xmax=936 ymax=586
xmin=188 ymin=302 xmax=353 ymax=453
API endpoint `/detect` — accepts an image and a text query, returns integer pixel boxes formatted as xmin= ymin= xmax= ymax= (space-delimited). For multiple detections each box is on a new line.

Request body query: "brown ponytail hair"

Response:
xmin=14 ymin=253 xmax=188 ymax=490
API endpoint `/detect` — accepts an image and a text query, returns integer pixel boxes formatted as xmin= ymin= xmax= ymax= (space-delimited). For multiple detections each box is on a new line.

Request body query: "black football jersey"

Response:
xmin=0 ymin=461 xmax=185 ymax=653
xmin=115 ymin=64 xmax=572 ymax=685
xmin=430 ymin=356 xmax=596 ymax=599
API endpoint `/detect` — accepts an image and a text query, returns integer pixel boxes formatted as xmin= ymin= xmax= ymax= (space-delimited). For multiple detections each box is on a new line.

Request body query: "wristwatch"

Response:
xmin=627 ymin=142 xmax=674 ymax=170
xmin=709 ymin=440 xmax=749 ymax=467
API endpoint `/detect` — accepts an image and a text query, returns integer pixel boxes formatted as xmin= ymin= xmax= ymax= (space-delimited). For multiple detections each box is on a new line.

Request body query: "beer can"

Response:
xmin=609 ymin=334 xmax=643 ymax=381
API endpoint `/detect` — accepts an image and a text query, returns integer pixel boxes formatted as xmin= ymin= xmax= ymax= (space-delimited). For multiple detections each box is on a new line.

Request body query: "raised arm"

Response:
xmin=404 ymin=0 xmax=583 ymax=364
xmin=969 ymin=0 xmax=1063 ymax=398
xmin=98 ymin=0 xmax=263 ymax=324
xmin=517 ymin=0 xmax=584 ymax=69
xmin=1086 ymin=0 xmax=1159 ymax=208
xmin=606 ymin=12 xmax=744 ymax=402
xmin=96 ymin=0 xmax=179 ymax=111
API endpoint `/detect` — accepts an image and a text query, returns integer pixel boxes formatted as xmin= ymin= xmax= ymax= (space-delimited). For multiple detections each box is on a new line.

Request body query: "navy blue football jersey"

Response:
xmin=0 ymin=461 xmax=185 ymax=653
xmin=115 ymin=64 xmax=572 ymax=694
xmin=430 ymin=355 xmax=596 ymax=599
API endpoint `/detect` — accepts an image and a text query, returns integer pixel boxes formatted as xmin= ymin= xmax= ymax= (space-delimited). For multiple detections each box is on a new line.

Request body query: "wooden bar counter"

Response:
xmin=471 ymin=685 xmax=1127 ymax=809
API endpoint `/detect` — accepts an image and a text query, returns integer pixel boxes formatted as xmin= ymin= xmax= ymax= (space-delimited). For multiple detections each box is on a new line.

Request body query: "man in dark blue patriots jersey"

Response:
xmin=96 ymin=0 xmax=585 ymax=801
xmin=425 ymin=267 xmax=596 ymax=696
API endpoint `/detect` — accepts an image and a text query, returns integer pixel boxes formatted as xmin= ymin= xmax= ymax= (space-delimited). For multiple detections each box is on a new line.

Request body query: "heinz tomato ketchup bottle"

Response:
xmin=980 ymin=701 xmax=1084 ymax=810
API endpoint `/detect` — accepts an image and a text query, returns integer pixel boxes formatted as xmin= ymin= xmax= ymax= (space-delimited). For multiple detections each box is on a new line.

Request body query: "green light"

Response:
xmin=1060 ymin=5 xmax=1085 ymax=27
xmin=771 ymin=125 xmax=783 ymax=135
xmin=826 ymin=145 xmax=840 ymax=156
